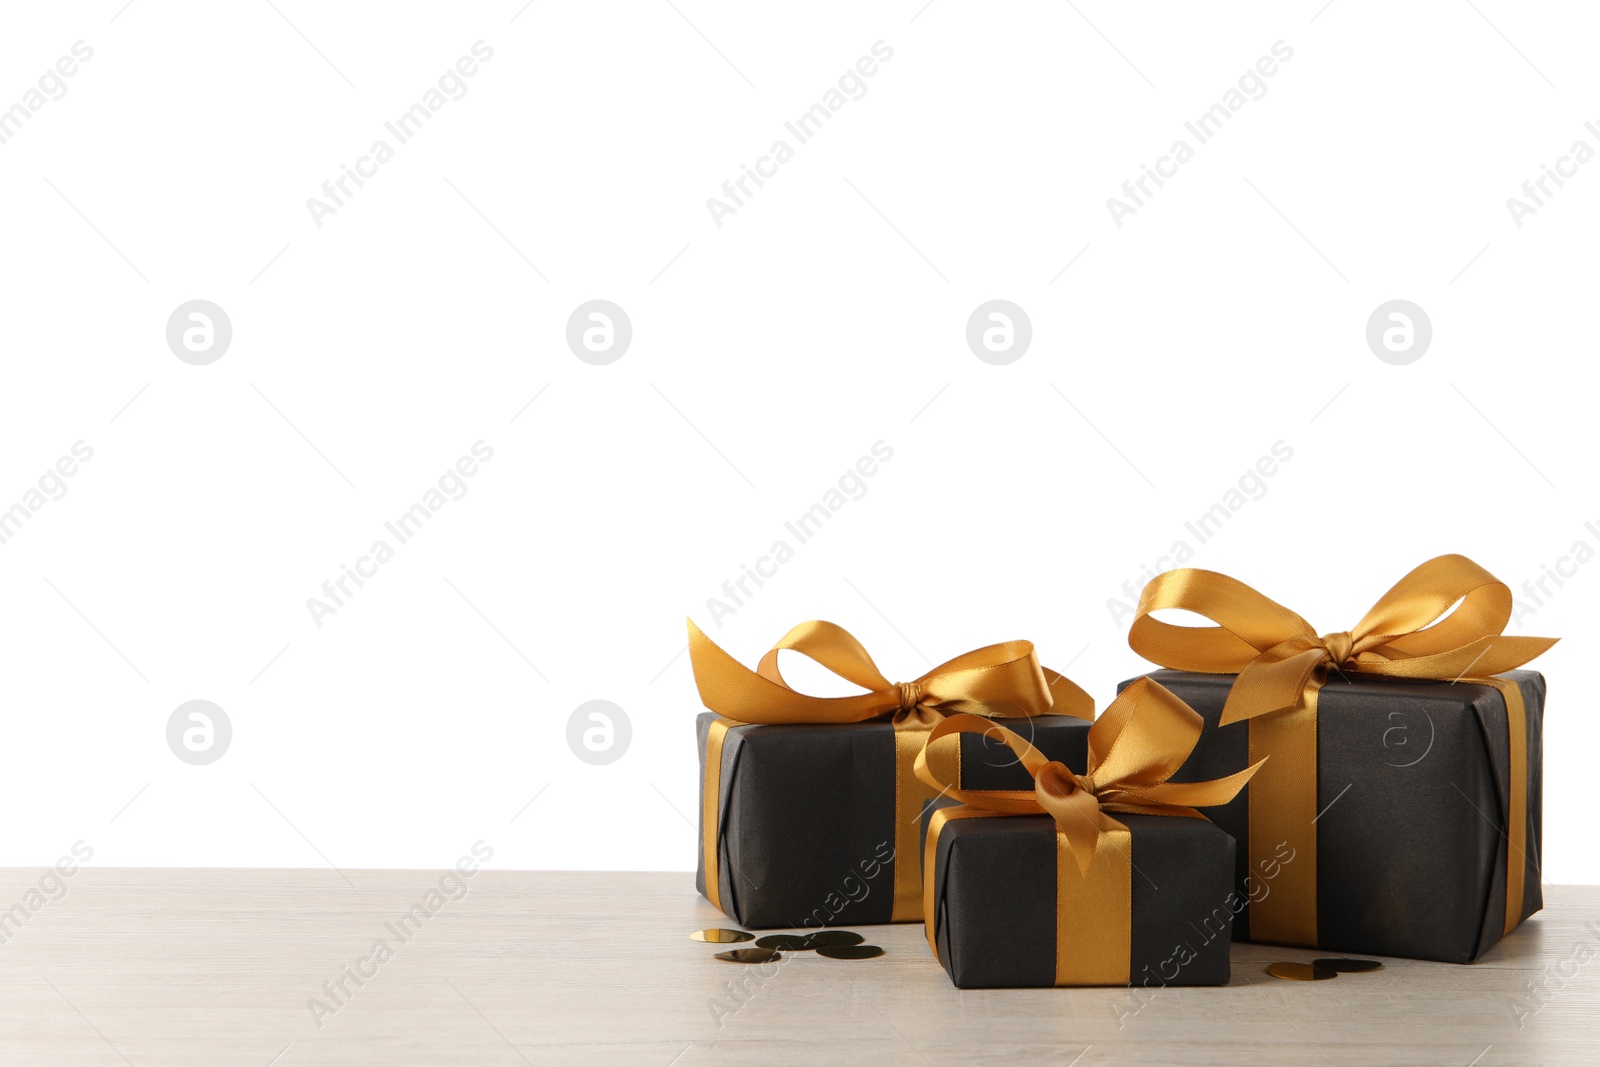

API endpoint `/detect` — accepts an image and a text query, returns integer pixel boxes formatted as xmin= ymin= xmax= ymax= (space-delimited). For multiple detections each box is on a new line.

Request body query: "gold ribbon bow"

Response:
xmin=1129 ymin=553 xmax=1556 ymax=945
xmin=915 ymin=677 xmax=1262 ymax=985
xmin=689 ymin=618 xmax=1093 ymax=922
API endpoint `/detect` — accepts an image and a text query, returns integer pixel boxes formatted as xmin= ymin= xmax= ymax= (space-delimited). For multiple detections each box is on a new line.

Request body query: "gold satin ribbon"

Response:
xmin=922 ymin=805 xmax=1007 ymax=960
xmin=916 ymin=678 xmax=1262 ymax=984
xmin=1481 ymin=675 xmax=1531 ymax=936
xmin=688 ymin=619 xmax=1092 ymax=921
xmin=700 ymin=716 xmax=734 ymax=914
xmin=1128 ymin=553 xmax=1555 ymax=944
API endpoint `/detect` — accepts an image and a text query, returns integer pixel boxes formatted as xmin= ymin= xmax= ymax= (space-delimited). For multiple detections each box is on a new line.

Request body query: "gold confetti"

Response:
xmin=816 ymin=944 xmax=884 ymax=960
xmin=689 ymin=928 xmax=753 ymax=943
xmin=1266 ymin=961 xmax=1337 ymax=981
xmin=755 ymin=931 xmax=865 ymax=951
xmin=714 ymin=948 xmax=783 ymax=964
xmin=1313 ymin=958 xmax=1383 ymax=973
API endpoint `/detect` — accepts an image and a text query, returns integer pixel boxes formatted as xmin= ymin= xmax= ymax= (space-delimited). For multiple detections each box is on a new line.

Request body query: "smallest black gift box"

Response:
xmin=913 ymin=679 xmax=1260 ymax=989
xmin=924 ymin=804 xmax=1238 ymax=988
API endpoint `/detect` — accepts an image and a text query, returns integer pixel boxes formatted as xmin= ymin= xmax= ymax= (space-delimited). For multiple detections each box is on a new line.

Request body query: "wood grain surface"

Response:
xmin=0 ymin=868 xmax=1595 ymax=1065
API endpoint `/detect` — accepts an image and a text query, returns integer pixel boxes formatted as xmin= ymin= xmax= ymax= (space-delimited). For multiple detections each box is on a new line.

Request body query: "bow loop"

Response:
xmin=755 ymin=619 xmax=893 ymax=692
xmin=1130 ymin=555 xmax=1558 ymax=727
xmin=914 ymin=678 xmax=1263 ymax=877
xmin=688 ymin=618 xmax=1084 ymax=725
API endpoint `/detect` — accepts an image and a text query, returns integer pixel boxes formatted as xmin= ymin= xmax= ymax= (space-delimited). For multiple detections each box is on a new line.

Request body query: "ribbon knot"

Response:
xmin=896 ymin=681 xmax=924 ymax=713
xmin=1318 ymin=630 xmax=1354 ymax=667
xmin=1035 ymin=760 xmax=1100 ymax=802
xmin=1033 ymin=760 xmax=1083 ymax=799
xmin=914 ymin=678 xmax=1263 ymax=877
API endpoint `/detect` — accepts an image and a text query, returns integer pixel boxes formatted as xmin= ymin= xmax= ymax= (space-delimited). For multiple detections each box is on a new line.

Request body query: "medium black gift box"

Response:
xmin=921 ymin=799 xmax=1237 ymax=988
xmin=1119 ymin=669 xmax=1545 ymax=963
xmin=695 ymin=713 xmax=1089 ymax=929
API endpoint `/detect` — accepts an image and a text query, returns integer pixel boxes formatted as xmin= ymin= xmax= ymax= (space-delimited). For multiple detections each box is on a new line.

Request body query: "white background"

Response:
xmin=1 ymin=1 xmax=1595 ymax=885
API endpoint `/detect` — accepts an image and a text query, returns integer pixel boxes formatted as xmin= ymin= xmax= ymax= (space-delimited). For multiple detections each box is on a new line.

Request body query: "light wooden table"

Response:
xmin=0 ymin=869 xmax=1595 ymax=1065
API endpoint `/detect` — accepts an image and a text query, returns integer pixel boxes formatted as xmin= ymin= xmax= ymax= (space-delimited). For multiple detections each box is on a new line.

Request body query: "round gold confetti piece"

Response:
xmin=714 ymin=948 xmax=783 ymax=964
xmin=799 ymin=930 xmax=865 ymax=949
xmin=755 ymin=931 xmax=865 ymax=951
xmin=1266 ymin=962 xmax=1337 ymax=981
xmin=689 ymin=928 xmax=753 ymax=943
xmin=816 ymin=944 xmax=885 ymax=960
xmin=1313 ymin=957 xmax=1383 ymax=973
xmin=752 ymin=934 xmax=810 ymax=951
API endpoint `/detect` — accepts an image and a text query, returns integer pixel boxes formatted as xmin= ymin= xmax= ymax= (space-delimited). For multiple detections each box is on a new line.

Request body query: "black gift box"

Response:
xmin=922 ymin=801 xmax=1237 ymax=988
xmin=695 ymin=712 xmax=1089 ymax=929
xmin=1119 ymin=669 xmax=1545 ymax=963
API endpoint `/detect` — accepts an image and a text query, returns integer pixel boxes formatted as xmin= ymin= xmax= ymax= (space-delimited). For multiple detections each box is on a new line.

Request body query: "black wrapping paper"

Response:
xmin=695 ymin=712 xmax=1089 ymax=929
xmin=923 ymin=803 xmax=1237 ymax=988
xmin=1117 ymin=669 xmax=1545 ymax=963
